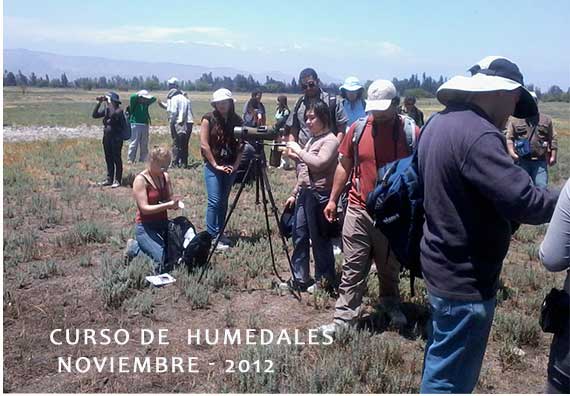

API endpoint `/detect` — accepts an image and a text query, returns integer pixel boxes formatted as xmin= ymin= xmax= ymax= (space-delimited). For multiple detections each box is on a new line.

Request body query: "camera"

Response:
xmin=233 ymin=126 xmax=284 ymax=141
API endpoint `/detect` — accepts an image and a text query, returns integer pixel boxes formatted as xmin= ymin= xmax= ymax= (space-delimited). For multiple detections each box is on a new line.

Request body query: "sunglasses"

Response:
xmin=301 ymin=81 xmax=317 ymax=90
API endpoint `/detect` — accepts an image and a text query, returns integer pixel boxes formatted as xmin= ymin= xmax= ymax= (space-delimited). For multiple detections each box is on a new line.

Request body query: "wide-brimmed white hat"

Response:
xmin=437 ymin=56 xmax=537 ymax=119
xmin=167 ymin=77 xmax=179 ymax=86
xmin=210 ymin=88 xmax=235 ymax=105
xmin=365 ymin=80 xmax=397 ymax=112
xmin=136 ymin=89 xmax=153 ymax=99
xmin=340 ymin=76 xmax=363 ymax=92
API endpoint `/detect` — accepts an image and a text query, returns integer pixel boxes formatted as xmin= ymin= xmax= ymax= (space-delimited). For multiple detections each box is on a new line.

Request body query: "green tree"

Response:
xmin=4 ymin=70 xmax=17 ymax=86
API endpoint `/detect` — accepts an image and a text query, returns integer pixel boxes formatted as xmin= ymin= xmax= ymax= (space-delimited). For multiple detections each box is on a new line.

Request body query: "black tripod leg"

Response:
xmin=198 ymin=159 xmax=255 ymax=282
xmin=258 ymin=172 xmax=281 ymax=282
xmin=259 ymin=166 xmax=301 ymax=301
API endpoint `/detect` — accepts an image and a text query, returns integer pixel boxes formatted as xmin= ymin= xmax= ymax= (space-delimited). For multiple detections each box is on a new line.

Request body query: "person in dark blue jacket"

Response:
xmin=418 ymin=56 xmax=559 ymax=393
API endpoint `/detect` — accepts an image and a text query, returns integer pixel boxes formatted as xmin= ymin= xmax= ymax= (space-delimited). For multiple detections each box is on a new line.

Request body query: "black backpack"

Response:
xmin=165 ymin=217 xmax=212 ymax=272
xmin=182 ymin=231 xmax=213 ymax=271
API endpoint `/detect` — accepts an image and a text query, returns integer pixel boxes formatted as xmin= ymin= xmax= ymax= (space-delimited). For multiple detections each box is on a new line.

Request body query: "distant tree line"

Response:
xmin=4 ymin=69 xmax=569 ymax=102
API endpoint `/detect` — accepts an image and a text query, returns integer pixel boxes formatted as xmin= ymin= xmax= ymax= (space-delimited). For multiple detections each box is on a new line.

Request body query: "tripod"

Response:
xmin=198 ymin=140 xmax=300 ymax=300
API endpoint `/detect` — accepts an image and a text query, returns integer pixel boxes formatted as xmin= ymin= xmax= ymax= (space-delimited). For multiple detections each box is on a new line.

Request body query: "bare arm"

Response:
xmin=158 ymin=100 xmax=167 ymax=109
xmin=323 ymin=155 xmax=353 ymax=222
xmin=133 ymin=175 xmax=176 ymax=215
xmin=199 ymin=119 xmax=218 ymax=168
xmin=329 ymin=155 xmax=353 ymax=204
xmin=505 ymin=122 xmax=519 ymax=160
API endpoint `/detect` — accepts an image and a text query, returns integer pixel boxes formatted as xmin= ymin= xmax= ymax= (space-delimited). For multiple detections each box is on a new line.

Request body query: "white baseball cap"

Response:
xmin=167 ymin=77 xmax=179 ymax=86
xmin=210 ymin=88 xmax=235 ymax=104
xmin=365 ymin=80 xmax=398 ymax=112
xmin=136 ymin=89 xmax=153 ymax=99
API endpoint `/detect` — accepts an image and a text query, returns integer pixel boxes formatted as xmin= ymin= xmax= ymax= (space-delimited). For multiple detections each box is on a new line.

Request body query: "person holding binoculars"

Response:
xmin=92 ymin=92 xmax=124 ymax=188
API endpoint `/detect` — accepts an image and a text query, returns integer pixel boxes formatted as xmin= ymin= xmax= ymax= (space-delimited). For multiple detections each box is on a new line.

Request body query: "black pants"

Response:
xmin=170 ymin=123 xmax=191 ymax=168
xmin=103 ymin=132 xmax=123 ymax=183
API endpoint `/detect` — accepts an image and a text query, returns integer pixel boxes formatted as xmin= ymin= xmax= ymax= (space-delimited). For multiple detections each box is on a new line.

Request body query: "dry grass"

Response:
xmin=2 ymin=95 xmax=570 ymax=393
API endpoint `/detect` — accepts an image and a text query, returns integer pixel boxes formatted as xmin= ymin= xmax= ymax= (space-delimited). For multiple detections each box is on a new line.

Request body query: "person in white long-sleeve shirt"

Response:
xmin=540 ymin=178 xmax=570 ymax=394
xmin=159 ymin=77 xmax=194 ymax=168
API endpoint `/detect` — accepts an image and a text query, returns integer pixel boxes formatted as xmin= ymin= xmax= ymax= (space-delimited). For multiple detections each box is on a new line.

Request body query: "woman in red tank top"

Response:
xmin=127 ymin=146 xmax=182 ymax=273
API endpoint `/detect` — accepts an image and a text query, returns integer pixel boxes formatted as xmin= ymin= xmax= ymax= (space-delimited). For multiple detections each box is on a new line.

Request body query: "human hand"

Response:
xmin=549 ymin=153 xmax=557 ymax=166
xmin=215 ymin=165 xmax=233 ymax=174
xmin=286 ymin=148 xmax=300 ymax=162
xmin=285 ymin=196 xmax=296 ymax=209
xmin=168 ymin=199 xmax=180 ymax=210
xmin=323 ymin=201 xmax=337 ymax=223
xmin=509 ymin=152 xmax=519 ymax=161
xmin=286 ymin=141 xmax=302 ymax=155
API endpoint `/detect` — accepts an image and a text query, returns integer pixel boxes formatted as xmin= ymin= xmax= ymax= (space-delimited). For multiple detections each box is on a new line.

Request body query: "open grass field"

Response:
xmin=3 ymin=87 xmax=570 ymax=393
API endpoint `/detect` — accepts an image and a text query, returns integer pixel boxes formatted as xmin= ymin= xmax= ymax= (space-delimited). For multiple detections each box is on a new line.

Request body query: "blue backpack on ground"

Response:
xmin=365 ymin=114 xmax=437 ymax=296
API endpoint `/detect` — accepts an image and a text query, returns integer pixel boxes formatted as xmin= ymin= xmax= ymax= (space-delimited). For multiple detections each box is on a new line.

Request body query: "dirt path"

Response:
xmin=2 ymin=125 xmax=195 ymax=142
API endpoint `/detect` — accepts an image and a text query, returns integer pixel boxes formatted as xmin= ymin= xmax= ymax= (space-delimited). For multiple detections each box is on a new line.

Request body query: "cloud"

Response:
xmin=4 ymin=16 xmax=238 ymax=46
xmin=377 ymin=41 xmax=403 ymax=56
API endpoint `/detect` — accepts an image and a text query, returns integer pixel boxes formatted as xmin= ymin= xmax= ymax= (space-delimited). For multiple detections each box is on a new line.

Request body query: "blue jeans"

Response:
xmin=204 ymin=162 xmax=236 ymax=237
xmin=135 ymin=221 xmax=168 ymax=274
xmin=517 ymin=158 xmax=548 ymax=188
xmin=291 ymin=188 xmax=335 ymax=285
xmin=420 ymin=293 xmax=496 ymax=393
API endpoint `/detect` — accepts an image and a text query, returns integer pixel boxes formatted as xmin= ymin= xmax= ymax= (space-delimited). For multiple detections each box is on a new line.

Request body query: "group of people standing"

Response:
xmin=98 ymin=58 xmax=567 ymax=393
xmin=92 ymin=77 xmax=195 ymax=188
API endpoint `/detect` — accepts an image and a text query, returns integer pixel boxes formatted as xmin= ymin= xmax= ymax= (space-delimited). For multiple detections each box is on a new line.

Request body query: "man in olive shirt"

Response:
xmin=128 ymin=90 xmax=156 ymax=163
xmin=505 ymin=92 xmax=558 ymax=187
xmin=285 ymin=67 xmax=348 ymax=149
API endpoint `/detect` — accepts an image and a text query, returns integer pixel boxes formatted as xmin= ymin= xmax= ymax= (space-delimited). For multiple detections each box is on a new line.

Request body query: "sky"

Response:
xmin=3 ymin=0 xmax=570 ymax=89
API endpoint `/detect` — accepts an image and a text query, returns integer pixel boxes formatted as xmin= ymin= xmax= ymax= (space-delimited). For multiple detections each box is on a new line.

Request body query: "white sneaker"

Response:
xmin=215 ymin=241 xmax=230 ymax=251
xmin=111 ymin=181 xmax=121 ymax=188
xmin=317 ymin=320 xmax=349 ymax=338
xmin=306 ymin=283 xmax=317 ymax=295
xmin=333 ymin=245 xmax=342 ymax=256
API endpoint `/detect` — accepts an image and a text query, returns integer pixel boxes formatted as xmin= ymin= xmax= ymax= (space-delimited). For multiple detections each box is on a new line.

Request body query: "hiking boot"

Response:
xmin=317 ymin=320 xmax=350 ymax=338
xmin=111 ymin=181 xmax=121 ymax=188
xmin=379 ymin=297 xmax=408 ymax=328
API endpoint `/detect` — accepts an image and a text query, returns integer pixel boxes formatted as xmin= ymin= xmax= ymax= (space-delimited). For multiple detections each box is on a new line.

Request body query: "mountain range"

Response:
xmin=3 ymin=48 xmax=340 ymax=84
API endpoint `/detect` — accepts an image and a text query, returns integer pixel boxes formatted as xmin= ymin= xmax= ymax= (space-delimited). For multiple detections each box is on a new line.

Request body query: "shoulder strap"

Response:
xmin=291 ymin=96 xmax=305 ymax=130
xmin=328 ymin=94 xmax=337 ymax=132
xmin=352 ymin=117 xmax=368 ymax=180
xmin=400 ymin=115 xmax=417 ymax=152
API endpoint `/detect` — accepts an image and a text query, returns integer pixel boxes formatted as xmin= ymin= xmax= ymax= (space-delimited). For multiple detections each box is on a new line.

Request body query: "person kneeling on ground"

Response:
xmin=125 ymin=146 xmax=182 ymax=274
xmin=282 ymin=100 xmax=339 ymax=294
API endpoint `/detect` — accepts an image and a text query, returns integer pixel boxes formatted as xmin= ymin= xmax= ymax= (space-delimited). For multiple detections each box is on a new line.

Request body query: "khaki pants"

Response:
xmin=334 ymin=205 xmax=401 ymax=323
